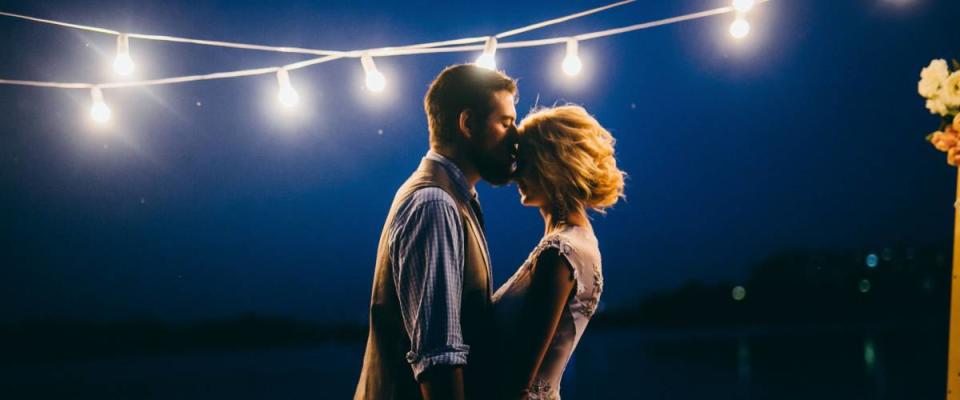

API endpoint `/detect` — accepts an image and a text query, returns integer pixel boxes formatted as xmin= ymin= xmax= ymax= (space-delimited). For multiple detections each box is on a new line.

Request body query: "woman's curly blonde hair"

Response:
xmin=518 ymin=105 xmax=626 ymax=215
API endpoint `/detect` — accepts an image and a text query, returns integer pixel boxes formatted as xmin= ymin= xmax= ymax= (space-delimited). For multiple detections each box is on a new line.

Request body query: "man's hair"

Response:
xmin=424 ymin=64 xmax=517 ymax=148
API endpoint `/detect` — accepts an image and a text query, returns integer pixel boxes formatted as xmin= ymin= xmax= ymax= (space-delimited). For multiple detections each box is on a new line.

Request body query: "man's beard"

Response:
xmin=469 ymin=132 xmax=515 ymax=186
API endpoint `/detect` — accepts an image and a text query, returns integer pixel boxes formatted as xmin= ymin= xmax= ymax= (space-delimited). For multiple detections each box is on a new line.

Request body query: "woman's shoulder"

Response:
xmin=548 ymin=225 xmax=600 ymax=263
xmin=534 ymin=225 xmax=601 ymax=288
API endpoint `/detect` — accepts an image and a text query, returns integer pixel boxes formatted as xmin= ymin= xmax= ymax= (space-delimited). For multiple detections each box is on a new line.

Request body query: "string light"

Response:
xmin=0 ymin=0 xmax=772 ymax=124
xmin=561 ymin=38 xmax=583 ymax=76
xmin=729 ymin=0 xmax=753 ymax=39
xmin=89 ymin=87 xmax=111 ymax=123
xmin=729 ymin=18 xmax=750 ymax=39
xmin=275 ymin=68 xmax=299 ymax=108
xmin=113 ymin=34 xmax=134 ymax=76
xmin=732 ymin=0 xmax=755 ymax=13
xmin=361 ymin=54 xmax=386 ymax=93
xmin=475 ymin=37 xmax=498 ymax=70
xmin=0 ymin=1 xmax=770 ymax=90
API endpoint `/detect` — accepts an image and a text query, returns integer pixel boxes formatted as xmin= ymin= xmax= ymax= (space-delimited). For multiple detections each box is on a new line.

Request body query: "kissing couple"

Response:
xmin=355 ymin=64 xmax=625 ymax=400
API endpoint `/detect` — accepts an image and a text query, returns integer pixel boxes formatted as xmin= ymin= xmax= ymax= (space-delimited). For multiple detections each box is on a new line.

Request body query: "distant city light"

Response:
xmin=865 ymin=253 xmax=878 ymax=268
xmin=732 ymin=285 xmax=746 ymax=301
xmin=859 ymin=279 xmax=871 ymax=293
xmin=864 ymin=338 xmax=876 ymax=371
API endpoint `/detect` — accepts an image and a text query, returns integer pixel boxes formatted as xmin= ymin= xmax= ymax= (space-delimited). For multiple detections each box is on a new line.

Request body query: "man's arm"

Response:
xmin=392 ymin=188 xmax=468 ymax=399
xmin=419 ymin=365 xmax=465 ymax=400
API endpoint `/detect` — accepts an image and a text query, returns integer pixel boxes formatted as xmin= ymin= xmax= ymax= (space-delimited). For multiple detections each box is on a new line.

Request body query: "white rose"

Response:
xmin=919 ymin=59 xmax=949 ymax=98
xmin=927 ymin=98 xmax=948 ymax=116
xmin=941 ymin=71 xmax=960 ymax=108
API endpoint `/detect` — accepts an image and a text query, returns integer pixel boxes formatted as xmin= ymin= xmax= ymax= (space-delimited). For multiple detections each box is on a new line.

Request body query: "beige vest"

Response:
xmin=354 ymin=158 xmax=495 ymax=400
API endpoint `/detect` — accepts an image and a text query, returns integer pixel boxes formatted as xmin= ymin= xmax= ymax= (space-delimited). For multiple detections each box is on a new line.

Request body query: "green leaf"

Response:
xmin=953 ymin=59 xmax=960 ymax=71
xmin=926 ymin=132 xmax=935 ymax=141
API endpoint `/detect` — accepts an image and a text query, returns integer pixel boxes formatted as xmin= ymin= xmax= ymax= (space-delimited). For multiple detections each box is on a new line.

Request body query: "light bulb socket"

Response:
xmin=482 ymin=36 xmax=498 ymax=57
xmin=90 ymin=87 xmax=105 ymax=103
xmin=361 ymin=54 xmax=378 ymax=75
xmin=276 ymin=68 xmax=292 ymax=88
xmin=732 ymin=0 xmax=755 ymax=14
xmin=116 ymin=34 xmax=130 ymax=56
xmin=566 ymin=39 xmax=579 ymax=57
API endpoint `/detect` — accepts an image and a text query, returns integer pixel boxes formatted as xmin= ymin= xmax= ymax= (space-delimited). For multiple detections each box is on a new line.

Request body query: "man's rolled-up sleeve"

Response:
xmin=391 ymin=188 xmax=468 ymax=381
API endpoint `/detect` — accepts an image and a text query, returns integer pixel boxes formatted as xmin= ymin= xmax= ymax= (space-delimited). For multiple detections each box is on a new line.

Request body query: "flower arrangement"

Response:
xmin=922 ymin=59 xmax=960 ymax=165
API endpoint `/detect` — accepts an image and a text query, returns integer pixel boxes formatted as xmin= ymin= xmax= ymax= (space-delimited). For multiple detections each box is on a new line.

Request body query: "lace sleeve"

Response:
xmin=531 ymin=235 xmax=585 ymax=298
xmin=531 ymin=234 xmax=603 ymax=318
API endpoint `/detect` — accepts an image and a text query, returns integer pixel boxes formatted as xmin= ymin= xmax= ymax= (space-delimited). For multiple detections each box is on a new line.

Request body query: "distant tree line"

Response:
xmin=595 ymin=244 xmax=951 ymax=328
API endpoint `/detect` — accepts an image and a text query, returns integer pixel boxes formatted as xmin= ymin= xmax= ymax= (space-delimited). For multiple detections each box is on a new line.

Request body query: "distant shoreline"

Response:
xmin=1 ymin=312 xmax=944 ymax=365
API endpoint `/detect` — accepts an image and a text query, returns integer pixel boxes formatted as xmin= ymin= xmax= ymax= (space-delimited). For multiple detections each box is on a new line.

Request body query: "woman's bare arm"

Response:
xmin=500 ymin=248 xmax=576 ymax=398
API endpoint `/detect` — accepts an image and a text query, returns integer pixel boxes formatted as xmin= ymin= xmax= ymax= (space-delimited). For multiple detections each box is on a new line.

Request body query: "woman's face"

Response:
xmin=514 ymin=133 xmax=547 ymax=208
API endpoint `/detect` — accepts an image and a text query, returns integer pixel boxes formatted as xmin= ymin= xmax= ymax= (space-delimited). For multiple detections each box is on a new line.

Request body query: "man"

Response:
xmin=354 ymin=64 xmax=518 ymax=400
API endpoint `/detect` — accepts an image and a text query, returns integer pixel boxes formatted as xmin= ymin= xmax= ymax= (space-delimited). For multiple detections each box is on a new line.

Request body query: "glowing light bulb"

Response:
xmin=732 ymin=0 xmax=755 ymax=13
xmin=476 ymin=54 xmax=496 ymax=70
xmin=562 ymin=39 xmax=582 ymax=77
xmin=113 ymin=34 xmax=134 ymax=76
xmin=475 ymin=37 xmax=498 ymax=70
xmin=89 ymin=87 xmax=111 ymax=123
xmin=278 ymin=86 xmax=299 ymax=107
xmin=361 ymin=55 xmax=386 ymax=93
xmin=729 ymin=18 xmax=750 ymax=39
xmin=366 ymin=71 xmax=386 ymax=92
xmin=91 ymin=102 xmax=111 ymax=123
xmin=276 ymin=68 xmax=299 ymax=108
xmin=114 ymin=54 xmax=134 ymax=76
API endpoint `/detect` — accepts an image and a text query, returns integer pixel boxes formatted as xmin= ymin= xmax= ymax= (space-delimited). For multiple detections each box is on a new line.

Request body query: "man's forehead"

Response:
xmin=489 ymin=91 xmax=517 ymax=117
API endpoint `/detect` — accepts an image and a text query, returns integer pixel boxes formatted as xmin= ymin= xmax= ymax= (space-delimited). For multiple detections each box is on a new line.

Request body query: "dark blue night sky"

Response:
xmin=0 ymin=0 xmax=956 ymax=323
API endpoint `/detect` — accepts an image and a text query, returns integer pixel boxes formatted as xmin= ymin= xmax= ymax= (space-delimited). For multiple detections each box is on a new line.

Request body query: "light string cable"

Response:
xmin=0 ymin=0 xmax=635 ymax=59
xmin=0 ymin=0 xmax=768 ymax=90
xmin=0 ymin=0 xmax=635 ymax=89
xmin=371 ymin=0 xmax=769 ymax=57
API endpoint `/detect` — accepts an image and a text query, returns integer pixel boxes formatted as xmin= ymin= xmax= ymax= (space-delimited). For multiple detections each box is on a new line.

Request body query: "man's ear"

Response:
xmin=458 ymin=110 xmax=473 ymax=140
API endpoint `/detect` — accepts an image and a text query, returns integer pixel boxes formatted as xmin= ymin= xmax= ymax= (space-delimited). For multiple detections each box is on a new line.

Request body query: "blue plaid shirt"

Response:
xmin=390 ymin=151 xmax=484 ymax=380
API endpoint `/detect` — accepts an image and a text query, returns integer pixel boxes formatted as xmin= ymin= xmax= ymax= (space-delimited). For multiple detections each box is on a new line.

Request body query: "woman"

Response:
xmin=492 ymin=105 xmax=626 ymax=399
